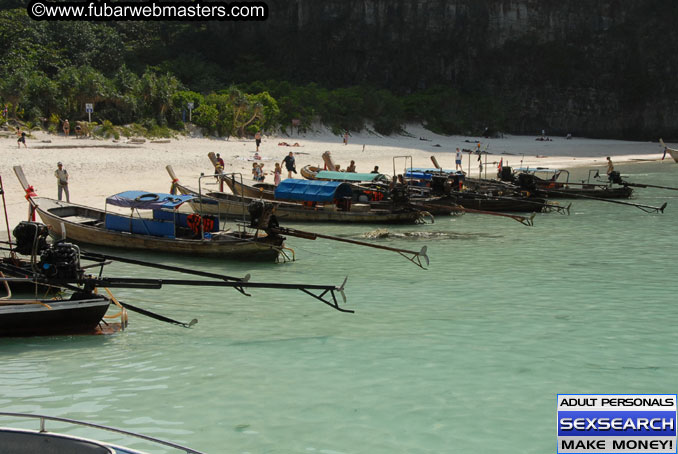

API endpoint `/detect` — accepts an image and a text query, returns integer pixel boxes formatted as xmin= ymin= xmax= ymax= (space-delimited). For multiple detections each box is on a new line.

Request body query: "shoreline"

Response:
xmin=1 ymin=126 xmax=673 ymax=227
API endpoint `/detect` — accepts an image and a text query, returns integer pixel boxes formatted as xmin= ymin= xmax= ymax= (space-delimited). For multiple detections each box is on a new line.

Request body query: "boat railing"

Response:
xmin=199 ymin=172 xmax=248 ymax=231
xmin=0 ymin=412 xmax=206 ymax=454
xmin=393 ymin=155 xmax=413 ymax=181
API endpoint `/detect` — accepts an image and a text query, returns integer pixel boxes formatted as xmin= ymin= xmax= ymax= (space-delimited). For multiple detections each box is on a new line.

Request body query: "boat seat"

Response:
xmin=68 ymin=216 xmax=100 ymax=225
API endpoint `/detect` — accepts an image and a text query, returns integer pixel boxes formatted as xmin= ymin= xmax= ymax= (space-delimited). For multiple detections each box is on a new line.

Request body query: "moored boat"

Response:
xmin=509 ymin=167 xmax=634 ymax=199
xmin=0 ymin=293 xmax=115 ymax=337
xmin=169 ymin=168 xmax=426 ymax=224
xmin=300 ymin=164 xmax=323 ymax=180
xmin=15 ymin=167 xmax=284 ymax=261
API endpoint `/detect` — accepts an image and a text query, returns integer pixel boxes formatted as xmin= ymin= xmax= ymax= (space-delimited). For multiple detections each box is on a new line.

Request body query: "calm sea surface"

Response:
xmin=1 ymin=161 xmax=677 ymax=453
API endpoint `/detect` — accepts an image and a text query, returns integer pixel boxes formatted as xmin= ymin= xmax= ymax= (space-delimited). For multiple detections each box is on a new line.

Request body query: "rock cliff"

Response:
xmin=212 ymin=0 xmax=677 ymax=139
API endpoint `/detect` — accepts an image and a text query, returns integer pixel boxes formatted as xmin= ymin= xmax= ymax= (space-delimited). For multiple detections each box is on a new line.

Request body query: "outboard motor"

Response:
xmin=517 ymin=173 xmax=538 ymax=192
xmin=38 ymin=241 xmax=83 ymax=281
xmin=12 ymin=221 xmax=49 ymax=256
xmin=608 ymin=171 xmax=623 ymax=185
xmin=430 ymin=175 xmax=449 ymax=195
xmin=391 ymin=185 xmax=410 ymax=205
xmin=248 ymin=200 xmax=278 ymax=229
xmin=248 ymin=200 xmax=265 ymax=228
xmin=499 ymin=166 xmax=513 ymax=182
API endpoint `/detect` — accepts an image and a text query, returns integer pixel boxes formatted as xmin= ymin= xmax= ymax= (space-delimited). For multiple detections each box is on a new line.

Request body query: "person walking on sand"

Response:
xmin=282 ymin=151 xmax=296 ymax=178
xmin=55 ymin=162 xmax=70 ymax=202
xmin=274 ymin=163 xmax=282 ymax=186
xmin=16 ymin=127 xmax=27 ymax=149
xmin=63 ymin=119 xmax=70 ymax=137
xmin=255 ymin=130 xmax=262 ymax=152
xmin=455 ymin=148 xmax=463 ymax=171
xmin=606 ymin=156 xmax=614 ymax=176
xmin=343 ymin=131 xmax=349 ymax=145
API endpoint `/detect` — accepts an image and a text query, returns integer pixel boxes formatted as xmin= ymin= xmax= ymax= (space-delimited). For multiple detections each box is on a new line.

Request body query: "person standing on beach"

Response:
xmin=255 ymin=130 xmax=262 ymax=152
xmin=274 ymin=163 xmax=282 ymax=186
xmin=282 ymin=151 xmax=296 ymax=178
xmin=455 ymin=148 xmax=463 ymax=170
xmin=54 ymin=162 xmax=70 ymax=202
xmin=16 ymin=127 xmax=27 ymax=148
xmin=215 ymin=153 xmax=225 ymax=171
xmin=343 ymin=131 xmax=349 ymax=145
xmin=63 ymin=119 xmax=70 ymax=137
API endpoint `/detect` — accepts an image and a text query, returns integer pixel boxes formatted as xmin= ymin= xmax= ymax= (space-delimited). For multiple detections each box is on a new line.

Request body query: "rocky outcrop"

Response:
xmin=212 ymin=0 xmax=677 ymax=139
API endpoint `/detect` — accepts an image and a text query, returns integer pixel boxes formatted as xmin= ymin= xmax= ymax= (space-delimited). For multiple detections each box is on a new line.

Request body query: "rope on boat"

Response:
xmin=102 ymin=287 xmax=129 ymax=329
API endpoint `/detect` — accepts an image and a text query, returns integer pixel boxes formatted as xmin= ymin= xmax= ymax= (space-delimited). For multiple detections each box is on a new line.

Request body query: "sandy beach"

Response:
xmin=0 ymin=125 xmax=672 ymax=226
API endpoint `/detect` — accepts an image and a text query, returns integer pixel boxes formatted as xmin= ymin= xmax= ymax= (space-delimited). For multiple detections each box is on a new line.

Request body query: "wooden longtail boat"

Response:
xmin=14 ymin=167 xmax=284 ymax=261
xmin=29 ymin=197 xmax=283 ymax=260
xmin=222 ymin=173 xmax=277 ymax=199
xmin=300 ymin=165 xmax=323 ymax=180
xmin=0 ymin=294 xmax=113 ymax=337
xmin=168 ymin=168 xmax=425 ymax=224
xmin=510 ymin=167 xmax=634 ymax=199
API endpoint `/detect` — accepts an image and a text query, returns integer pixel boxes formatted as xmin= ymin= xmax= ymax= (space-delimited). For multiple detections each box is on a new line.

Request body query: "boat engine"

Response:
xmin=517 ymin=173 xmax=538 ymax=192
xmin=38 ymin=241 xmax=84 ymax=281
xmin=608 ymin=171 xmax=623 ymax=185
xmin=430 ymin=175 xmax=450 ymax=195
xmin=499 ymin=166 xmax=513 ymax=182
xmin=248 ymin=200 xmax=278 ymax=230
xmin=12 ymin=221 xmax=49 ymax=256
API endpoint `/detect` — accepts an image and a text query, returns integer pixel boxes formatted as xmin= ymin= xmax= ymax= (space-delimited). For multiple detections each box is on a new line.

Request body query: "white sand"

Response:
xmin=0 ymin=125 xmax=672 ymax=227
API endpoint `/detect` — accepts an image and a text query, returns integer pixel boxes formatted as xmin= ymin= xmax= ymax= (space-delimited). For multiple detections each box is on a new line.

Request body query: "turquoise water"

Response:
xmin=1 ymin=161 xmax=677 ymax=453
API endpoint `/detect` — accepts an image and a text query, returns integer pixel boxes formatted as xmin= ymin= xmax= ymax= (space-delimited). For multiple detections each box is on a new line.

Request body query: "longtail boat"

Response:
xmin=0 ymin=294 xmax=115 ymax=337
xmin=300 ymin=164 xmax=324 ymax=179
xmin=168 ymin=167 xmax=427 ymax=224
xmin=14 ymin=167 xmax=285 ymax=261
xmin=508 ymin=167 xmax=633 ymax=199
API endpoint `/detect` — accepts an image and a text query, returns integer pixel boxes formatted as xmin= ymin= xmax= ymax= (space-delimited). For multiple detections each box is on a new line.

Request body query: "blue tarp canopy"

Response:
xmin=406 ymin=169 xmax=465 ymax=180
xmin=106 ymin=191 xmax=195 ymax=210
xmin=275 ymin=179 xmax=353 ymax=202
xmin=409 ymin=167 xmax=461 ymax=174
xmin=315 ymin=171 xmax=387 ymax=183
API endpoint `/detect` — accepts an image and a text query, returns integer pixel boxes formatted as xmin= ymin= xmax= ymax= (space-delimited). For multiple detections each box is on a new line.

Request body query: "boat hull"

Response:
xmin=300 ymin=165 xmax=321 ymax=180
xmin=32 ymin=198 xmax=282 ymax=261
xmin=535 ymin=185 xmax=633 ymax=199
xmin=0 ymin=296 xmax=110 ymax=337
xmin=181 ymin=183 xmax=421 ymax=223
xmin=223 ymin=175 xmax=276 ymax=200
xmin=450 ymin=193 xmax=547 ymax=212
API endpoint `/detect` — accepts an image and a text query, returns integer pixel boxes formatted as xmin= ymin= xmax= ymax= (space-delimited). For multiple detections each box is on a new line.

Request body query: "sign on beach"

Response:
xmin=85 ymin=103 xmax=94 ymax=122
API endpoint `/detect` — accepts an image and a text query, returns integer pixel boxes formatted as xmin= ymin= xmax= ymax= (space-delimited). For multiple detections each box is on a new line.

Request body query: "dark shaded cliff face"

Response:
xmin=209 ymin=0 xmax=677 ymax=139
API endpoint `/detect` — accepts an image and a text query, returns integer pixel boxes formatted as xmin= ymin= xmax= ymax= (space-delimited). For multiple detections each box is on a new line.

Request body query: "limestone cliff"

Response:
xmin=211 ymin=0 xmax=676 ymax=139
